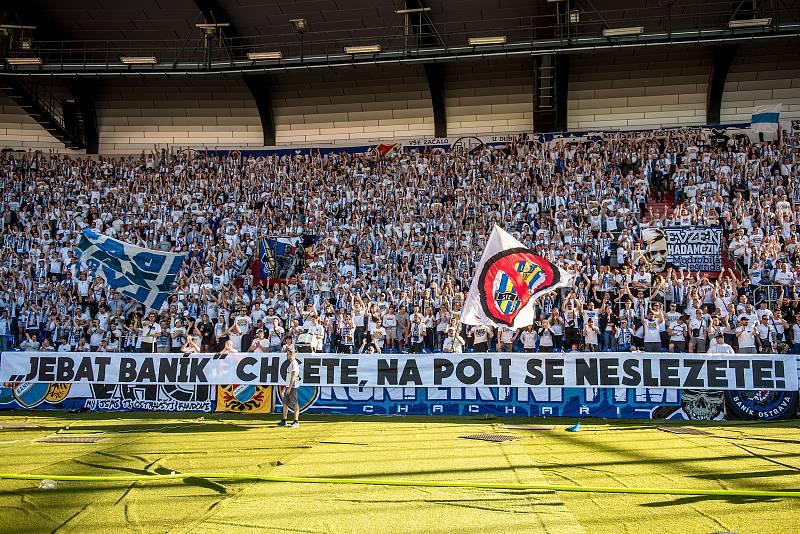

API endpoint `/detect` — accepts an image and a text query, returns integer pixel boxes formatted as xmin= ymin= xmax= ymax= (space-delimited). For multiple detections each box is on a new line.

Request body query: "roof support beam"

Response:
xmin=66 ymin=80 xmax=99 ymax=153
xmin=424 ymin=63 xmax=446 ymax=138
xmin=707 ymin=44 xmax=738 ymax=125
xmin=242 ymin=74 xmax=275 ymax=146
xmin=195 ymin=0 xmax=278 ymax=146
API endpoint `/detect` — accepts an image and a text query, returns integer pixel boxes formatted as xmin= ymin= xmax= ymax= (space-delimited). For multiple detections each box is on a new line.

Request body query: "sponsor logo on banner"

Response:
xmin=0 ymin=385 xmax=15 ymax=404
xmin=216 ymin=385 xmax=273 ymax=413
xmin=725 ymin=390 xmax=798 ymax=420
xmin=12 ymin=382 xmax=52 ymax=408
xmin=5 ymin=382 xmax=70 ymax=408
xmin=44 ymin=383 xmax=72 ymax=403
xmin=479 ymin=248 xmax=560 ymax=326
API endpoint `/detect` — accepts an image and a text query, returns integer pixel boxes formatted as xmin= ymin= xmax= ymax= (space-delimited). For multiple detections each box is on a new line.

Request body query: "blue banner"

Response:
xmin=78 ymin=229 xmax=187 ymax=311
xmin=2 ymin=382 xmax=796 ymax=421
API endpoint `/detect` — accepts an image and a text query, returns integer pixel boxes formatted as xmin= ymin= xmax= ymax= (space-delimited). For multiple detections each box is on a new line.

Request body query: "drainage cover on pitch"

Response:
xmin=36 ymin=436 xmax=108 ymax=443
xmin=460 ymin=433 xmax=522 ymax=442
xmin=657 ymin=427 xmax=710 ymax=436
xmin=502 ymin=424 xmax=555 ymax=431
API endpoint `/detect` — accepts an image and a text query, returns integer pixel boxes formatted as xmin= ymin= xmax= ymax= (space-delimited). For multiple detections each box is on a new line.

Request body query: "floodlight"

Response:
xmin=247 ymin=51 xmax=283 ymax=60
xmin=344 ymin=44 xmax=381 ymax=54
xmin=6 ymin=57 xmax=42 ymax=65
xmin=120 ymin=56 xmax=157 ymax=65
xmin=290 ymin=19 xmax=307 ymax=33
xmin=468 ymin=36 xmax=507 ymax=46
xmin=728 ymin=18 xmax=771 ymax=28
xmin=602 ymin=27 xmax=643 ymax=37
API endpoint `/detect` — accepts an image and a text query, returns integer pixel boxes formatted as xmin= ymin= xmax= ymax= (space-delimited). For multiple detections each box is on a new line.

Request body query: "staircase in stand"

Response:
xmin=643 ymin=191 xmax=675 ymax=223
xmin=0 ymin=77 xmax=86 ymax=149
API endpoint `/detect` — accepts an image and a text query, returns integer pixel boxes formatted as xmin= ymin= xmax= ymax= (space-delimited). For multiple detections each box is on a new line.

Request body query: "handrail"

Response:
xmin=1 ymin=0 xmax=797 ymax=75
xmin=4 ymin=77 xmax=85 ymax=148
xmin=753 ymin=284 xmax=787 ymax=308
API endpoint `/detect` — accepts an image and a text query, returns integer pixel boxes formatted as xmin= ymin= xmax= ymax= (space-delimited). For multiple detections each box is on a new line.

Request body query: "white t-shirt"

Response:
xmin=309 ymin=323 xmax=325 ymax=351
xmin=499 ymin=327 xmax=515 ymax=344
xmin=643 ymin=320 xmax=662 ymax=343
xmin=284 ymin=358 xmax=301 ymax=388
xmin=736 ymin=324 xmax=756 ymax=348
xmin=235 ymin=315 xmax=252 ymax=334
xmin=141 ymin=322 xmax=161 ymax=343
xmin=442 ymin=335 xmax=464 ymax=353
xmin=520 ymin=330 xmax=537 ymax=349
xmin=584 ymin=326 xmax=598 ymax=345
xmin=708 ymin=341 xmax=735 ymax=354
xmin=470 ymin=326 xmax=490 ymax=344
xmin=372 ymin=326 xmax=386 ymax=349
xmin=250 ymin=337 xmax=270 ymax=352
xmin=669 ymin=322 xmax=687 ymax=342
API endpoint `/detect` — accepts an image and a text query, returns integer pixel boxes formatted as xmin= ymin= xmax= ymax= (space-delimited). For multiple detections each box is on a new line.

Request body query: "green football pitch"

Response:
xmin=0 ymin=412 xmax=797 ymax=533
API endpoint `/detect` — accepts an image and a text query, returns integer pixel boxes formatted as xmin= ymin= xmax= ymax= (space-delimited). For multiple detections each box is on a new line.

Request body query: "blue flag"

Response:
xmin=78 ymin=229 xmax=187 ymax=311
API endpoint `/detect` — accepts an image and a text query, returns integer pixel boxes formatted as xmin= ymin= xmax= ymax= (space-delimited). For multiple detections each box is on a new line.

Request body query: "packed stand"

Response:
xmin=0 ymin=128 xmax=799 ymax=357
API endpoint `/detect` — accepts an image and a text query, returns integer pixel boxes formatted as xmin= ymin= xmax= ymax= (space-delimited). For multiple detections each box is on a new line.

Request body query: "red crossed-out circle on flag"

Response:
xmin=478 ymin=247 xmax=559 ymax=327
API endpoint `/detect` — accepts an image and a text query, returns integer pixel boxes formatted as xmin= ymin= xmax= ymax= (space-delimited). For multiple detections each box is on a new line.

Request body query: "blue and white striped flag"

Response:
xmin=750 ymin=104 xmax=781 ymax=134
xmin=78 ymin=229 xmax=187 ymax=311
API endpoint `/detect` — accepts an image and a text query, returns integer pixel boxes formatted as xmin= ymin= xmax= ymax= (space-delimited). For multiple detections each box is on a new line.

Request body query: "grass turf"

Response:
xmin=0 ymin=412 xmax=797 ymax=533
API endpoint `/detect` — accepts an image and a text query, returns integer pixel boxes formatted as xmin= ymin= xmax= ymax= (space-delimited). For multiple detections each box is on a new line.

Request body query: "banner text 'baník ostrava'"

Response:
xmin=1 ymin=352 xmax=796 ymax=392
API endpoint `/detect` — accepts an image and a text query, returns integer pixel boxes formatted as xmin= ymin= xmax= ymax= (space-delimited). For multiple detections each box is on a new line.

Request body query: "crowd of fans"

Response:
xmin=0 ymin=127 xmax=799 ymax=357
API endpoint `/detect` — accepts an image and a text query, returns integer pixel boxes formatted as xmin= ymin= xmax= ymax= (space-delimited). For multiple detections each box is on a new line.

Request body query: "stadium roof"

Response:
xmin=1 ymin=0 xmax=799 ymax=75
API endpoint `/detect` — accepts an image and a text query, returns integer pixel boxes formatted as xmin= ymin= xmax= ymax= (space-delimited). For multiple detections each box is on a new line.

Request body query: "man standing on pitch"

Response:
xmin=278 ymin=347 xmax=301 ymax=428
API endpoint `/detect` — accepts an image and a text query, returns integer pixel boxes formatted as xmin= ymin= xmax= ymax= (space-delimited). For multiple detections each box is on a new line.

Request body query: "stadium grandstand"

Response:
xmin=0 ymin=1 xmax=799 ymax=532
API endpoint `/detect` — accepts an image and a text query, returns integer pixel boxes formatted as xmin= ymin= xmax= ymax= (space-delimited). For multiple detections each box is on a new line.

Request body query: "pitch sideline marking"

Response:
xmin=0 ymin=472 xmax=796 ymax=499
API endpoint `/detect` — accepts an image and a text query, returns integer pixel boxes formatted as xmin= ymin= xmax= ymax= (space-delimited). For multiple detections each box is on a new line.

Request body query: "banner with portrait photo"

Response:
xmin=642 ymin=226 xmax=722 ymax=272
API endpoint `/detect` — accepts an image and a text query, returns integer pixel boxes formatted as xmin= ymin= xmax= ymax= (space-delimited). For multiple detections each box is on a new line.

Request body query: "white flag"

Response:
xmin=750 ymin=104 xmax=781 ymax=134
xmin=462 ymin=226 xmax=572 ymax=328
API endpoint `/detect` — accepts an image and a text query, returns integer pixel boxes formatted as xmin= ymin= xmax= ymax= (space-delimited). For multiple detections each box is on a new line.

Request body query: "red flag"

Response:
xmin=375 ymin=143 xmax=399 ymax=156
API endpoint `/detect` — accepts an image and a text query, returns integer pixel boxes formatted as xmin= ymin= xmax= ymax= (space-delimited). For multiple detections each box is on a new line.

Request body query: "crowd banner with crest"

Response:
xmin=462 ymin=225 xmax=571 ymax=328
xmin=1 ymin=352 xmax=798 ymax=421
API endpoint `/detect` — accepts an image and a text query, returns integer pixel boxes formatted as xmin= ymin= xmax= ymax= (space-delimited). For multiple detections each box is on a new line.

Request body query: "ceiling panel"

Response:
xmin=1 ymin=0 xmax=796 ymax=59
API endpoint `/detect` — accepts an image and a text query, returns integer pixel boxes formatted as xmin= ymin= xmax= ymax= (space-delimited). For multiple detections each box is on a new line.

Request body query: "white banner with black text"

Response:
xmin=1 ymin=352 xmax=797 ymax=391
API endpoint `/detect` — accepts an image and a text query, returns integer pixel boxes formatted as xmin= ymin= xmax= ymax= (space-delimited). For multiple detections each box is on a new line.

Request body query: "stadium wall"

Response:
xmin=0 ymin=44 xmax=797 ymax=153
xmin=719 ymin=43 xmax=800 ymax=123
xmin=567 ymin=49 xmax=712 ymax=130
xmin=95 ymin=77 xmax=263 ymax=155
xmin=270 ymin=64 xmax=435 ymax=145
xmin=443 ymin=58 xmax=534 ymax=137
